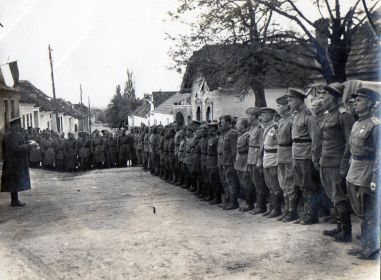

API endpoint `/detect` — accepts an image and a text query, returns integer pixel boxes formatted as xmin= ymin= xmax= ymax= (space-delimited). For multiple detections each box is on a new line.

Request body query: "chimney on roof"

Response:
xmin=315 ymin=18 xmax=330 ymax=50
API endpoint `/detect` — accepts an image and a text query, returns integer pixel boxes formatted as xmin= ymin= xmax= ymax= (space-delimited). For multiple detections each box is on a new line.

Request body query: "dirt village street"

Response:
xmin=0 ymin=166 xmax=378 ymax=280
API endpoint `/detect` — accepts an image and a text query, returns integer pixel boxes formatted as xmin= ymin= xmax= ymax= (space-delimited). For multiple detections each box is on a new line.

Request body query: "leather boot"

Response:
xmin=224 ymin=194 xmax=239 ymax=210
xmin=268 ymin=193 xmax=282 ymax=218
xmin=250 ymin=193 xmax=267 ymax=215
xmin=277 ymin=196 xmax=289 ymax=221
xmin=323 ymin=210 xmax=341 ymax=237
xmin=300 ymin=196 xmax=319 ymax=225
xmin=283 ymin=191 xmax=300 ymax=222
xmin=334 ymin=211 xmax=352 ymax=243
xmin=262 ymin=193 xmax=273 ymax=217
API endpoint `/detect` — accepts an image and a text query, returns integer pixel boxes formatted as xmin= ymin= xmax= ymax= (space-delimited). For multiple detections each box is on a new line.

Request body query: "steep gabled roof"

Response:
xmin=16 ymin=80 xmax=54 ymax=111
xmin=153 ymin=93 xmax=190 ymax=115
xmin=15 ymin=80 xmax=86 ymax=118
xmin=152 ymin=91 xmax=177 ymax=108
xmin=132 ymin=101 xmax=151 ymax=118
xmin=180 ymin=44 xmax=315 ymax=94
xmin=346 ymin=10 xmax=381 ymax=81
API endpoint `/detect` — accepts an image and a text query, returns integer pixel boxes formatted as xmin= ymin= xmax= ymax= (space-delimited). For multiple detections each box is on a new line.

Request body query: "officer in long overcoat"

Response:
xmin=1 ymin=117 xmax=37 ymax=206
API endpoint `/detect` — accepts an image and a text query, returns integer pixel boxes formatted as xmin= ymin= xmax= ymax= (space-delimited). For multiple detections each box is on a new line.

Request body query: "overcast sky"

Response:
xmin=0 ymin=0 xmax=368 ymax=108
xmin=0 ymin=0 xmax=185 ymax=108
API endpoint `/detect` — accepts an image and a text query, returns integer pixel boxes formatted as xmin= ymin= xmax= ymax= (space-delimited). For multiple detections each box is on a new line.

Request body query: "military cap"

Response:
xmin=245 ymin=106 xmax=260 ymax=116
xmin=208 ymin=121 xmax=219 ymax=127
xmin=220 ymin=114 xmax=232 ymax=123
xmin=352 ymin=87 xmax=380 ymax=102
xmin=190 ymin=120 xmax=201 ymax=126
xmin=78 ymin=131 xmax=87 ymax=136
xmin=199 ymin=124 xmax=208 ymax=129
xmin=321 ymin=82 xmax=344 ymax=98
xmin=287 ymin=88 xmax=307 ymax=99
xmin=9 ymin=116 xmax=21 ymax=125
xmin=260 ymin=107 xmax=276 ymax=115
xmin=185 ymin=125 xmax=193 ymax=132
xmin=276 ymin=95 xmax=289 ymax=105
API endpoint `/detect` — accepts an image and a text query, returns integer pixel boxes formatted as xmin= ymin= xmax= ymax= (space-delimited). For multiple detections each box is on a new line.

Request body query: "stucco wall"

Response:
xmin=189 ymin=74 xmax=288 ymax=121
xmin=151 ymin=112 xmax=173 ymax=126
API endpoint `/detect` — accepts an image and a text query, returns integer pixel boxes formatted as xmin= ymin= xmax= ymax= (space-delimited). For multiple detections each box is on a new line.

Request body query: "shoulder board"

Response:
xmin=339 ymin=107 xmax=346 ymax=114
xmin=371 ymin=117 xmax=381 ymax=125
xmin=323 ymin=110 xmax=328 ymax=115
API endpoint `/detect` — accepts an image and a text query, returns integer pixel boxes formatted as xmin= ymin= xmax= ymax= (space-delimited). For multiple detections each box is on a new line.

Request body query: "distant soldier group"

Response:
xmin=130 ymin=84 xmax=380 ymax=261
xmin=26 ymin=128 xmax=136 ymax=172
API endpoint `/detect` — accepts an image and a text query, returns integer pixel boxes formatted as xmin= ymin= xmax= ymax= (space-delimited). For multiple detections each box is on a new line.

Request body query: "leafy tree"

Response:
xmin=105 ymin=68 xmax=148 ymax=127
xmin=254 ymin=0 xmax=379 ymax=82
xmin=167 ymin=0 xmax=289 ymax=107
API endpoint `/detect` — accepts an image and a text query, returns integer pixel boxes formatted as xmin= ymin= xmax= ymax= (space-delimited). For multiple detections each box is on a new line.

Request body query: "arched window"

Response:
xmin=205 ymin=98 xmax=213 ymax=121
xmin=196 ymin=106 xmax=201 ymax=121
xmin=195 ymin=98 xmax=202 ymax=121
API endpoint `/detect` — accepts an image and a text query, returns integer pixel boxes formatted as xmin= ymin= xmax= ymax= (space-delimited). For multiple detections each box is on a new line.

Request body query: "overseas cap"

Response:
xmin=276 ymin=95 xmax=289 ymax=105
xmin=321 ymin=82 xmax=344 ymax=98
xmin=352 ymin=87 xmax=380 ymax=102
xmin=287 ymin=88 xmax=307 ymax=99
xmin=245 ymin=106 xmax=261 ymax=116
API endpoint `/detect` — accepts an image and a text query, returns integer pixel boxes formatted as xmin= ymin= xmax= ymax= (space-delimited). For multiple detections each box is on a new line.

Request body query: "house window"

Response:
xmin=196 ymin=106 xmax=201 ymax=121
xmin=11 ymin=100 xmax=16 ymax=118
xmin=206 ymin=106 xmax=211 ymax=121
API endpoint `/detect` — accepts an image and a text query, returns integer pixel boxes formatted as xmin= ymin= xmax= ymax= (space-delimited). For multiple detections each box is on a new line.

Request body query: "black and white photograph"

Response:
xmin=0 ymin=0 xmax=380 ymax=279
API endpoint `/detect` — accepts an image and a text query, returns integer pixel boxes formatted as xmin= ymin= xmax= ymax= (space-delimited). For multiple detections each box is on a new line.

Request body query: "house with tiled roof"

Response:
xmin=179 ymin=44 xmax=313 ymax=121
xmin=128 ymin=101 xmax=151 ymax=126
xmin=150 ymin=92 xmax=190 ymax=125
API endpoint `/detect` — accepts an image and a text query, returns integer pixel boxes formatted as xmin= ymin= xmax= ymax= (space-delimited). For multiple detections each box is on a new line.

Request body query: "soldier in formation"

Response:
xmin=129 ymin=84 xmax=380 ymax=261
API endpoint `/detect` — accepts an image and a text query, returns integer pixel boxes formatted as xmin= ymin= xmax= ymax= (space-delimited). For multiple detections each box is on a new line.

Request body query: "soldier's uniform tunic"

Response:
xmin=54 ymin=137 xmax=65 ymax=171
xmin=218 ymin=133 xmax=229 ymax=203
xmin=320 ymin=105 xmax=354 ymax=210
xmin=346 ymin=112 xmax=380 ymax=255
xmin=200 ymin=134 xmax=210 ymax=198
xmin=235 ymin=130 xmax=254 ymax=209
xmin=222 ymin=128 xmax=239 ymax=208
xmin=277 ymin=111 xmax=296 ymax=218
xmin=93 ymin=135 xmax=105 ymax=167
xmin=64 ymin=138 xmax=77 ymax=171
xmin=247 ymin=120 xmax=267 ymax=212
xmin=118 ymin=134 xmax=131 ymax=167
xmin=291 ymin=104 xmax=322 ymax=222
xmin=207 ymin=132 xmax=222 ymax=203
xmin=41 ymin=137 xmax=55 ymax=168
xmin=262 ymin=121 xmax=282 ymax=215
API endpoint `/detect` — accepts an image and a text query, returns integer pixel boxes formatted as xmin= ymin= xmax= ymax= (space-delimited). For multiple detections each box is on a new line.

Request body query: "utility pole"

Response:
xmin=48 ymin=44 xmax=60 ymax=132
xmin=80 ymin=84 xmax=83 ymax=105
xmin=88 ymin=96 xmax=91 ymax=134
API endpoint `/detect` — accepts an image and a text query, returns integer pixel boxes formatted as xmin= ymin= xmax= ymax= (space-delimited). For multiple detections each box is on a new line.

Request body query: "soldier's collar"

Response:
xmin=358 ymin=111 xmax=372 ymax=121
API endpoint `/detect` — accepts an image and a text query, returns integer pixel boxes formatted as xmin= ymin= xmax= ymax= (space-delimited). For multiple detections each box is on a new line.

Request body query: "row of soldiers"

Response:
xmin=26 ymin=128 xmax=137 ymax=171
xmin=132 ymin=83 xmax=380 ymax=261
